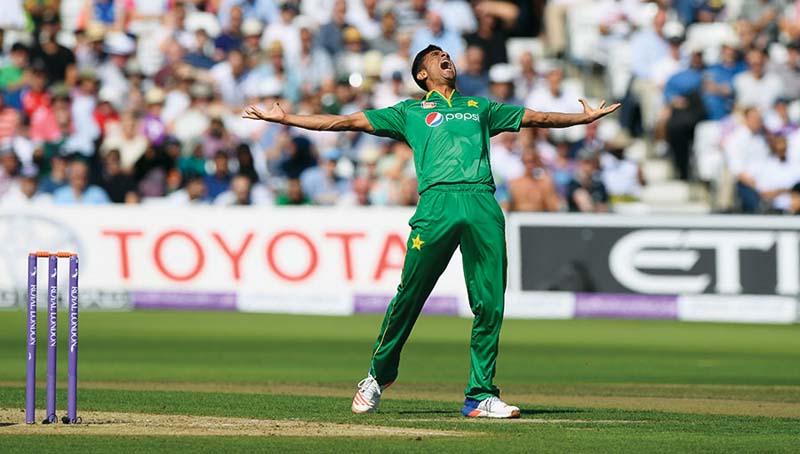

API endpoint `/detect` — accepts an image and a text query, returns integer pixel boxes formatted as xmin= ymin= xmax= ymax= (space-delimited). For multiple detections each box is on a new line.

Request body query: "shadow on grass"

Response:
xmin=391 ymin=409 xmax=456 ymax=415
xmin=520 ymin=408 xmax=587 ymax=416
xmin=0 ymin=422 xmax=16 ymax=427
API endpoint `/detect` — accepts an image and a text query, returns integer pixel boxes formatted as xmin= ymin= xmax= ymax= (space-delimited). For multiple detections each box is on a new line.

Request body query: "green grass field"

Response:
xmin=0 ymin=311 xmax=798 ymax=452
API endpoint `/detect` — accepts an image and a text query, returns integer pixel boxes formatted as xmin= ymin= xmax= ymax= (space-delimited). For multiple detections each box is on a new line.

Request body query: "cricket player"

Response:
xmin=244 ymin=45 xmax=619 ymax=418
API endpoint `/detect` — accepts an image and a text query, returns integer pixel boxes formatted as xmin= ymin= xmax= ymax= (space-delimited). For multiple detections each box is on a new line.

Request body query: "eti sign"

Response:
xmin=511 ymin=215 xmax=800 ymax=296
xmin=608 ymin=229 xmax=799 ymax=295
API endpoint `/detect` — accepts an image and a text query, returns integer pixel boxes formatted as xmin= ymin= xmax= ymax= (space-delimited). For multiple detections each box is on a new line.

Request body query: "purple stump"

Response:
xmin=65 ymin=255 xmax=78 ymax=424
xmin=25 ymin=254 xmax=37 ymax=424
xmin=45 ymin=255 xmax=58 ymax=423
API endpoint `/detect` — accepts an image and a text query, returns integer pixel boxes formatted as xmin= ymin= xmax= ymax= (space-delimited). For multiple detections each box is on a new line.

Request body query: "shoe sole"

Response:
xmin=463 ymin=409 xmax=521 ymax=418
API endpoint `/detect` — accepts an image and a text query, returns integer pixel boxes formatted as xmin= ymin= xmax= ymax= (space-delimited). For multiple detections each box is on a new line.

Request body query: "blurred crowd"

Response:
xmin=0 ymin=0 xmax=798 ymax=214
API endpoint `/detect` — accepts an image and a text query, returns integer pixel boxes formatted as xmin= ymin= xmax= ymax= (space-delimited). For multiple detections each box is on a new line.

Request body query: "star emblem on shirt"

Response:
xmin=411 ymin=234 xmax=425 ymax=251
xmin=467 ymin=100 xmax=479 ymax=108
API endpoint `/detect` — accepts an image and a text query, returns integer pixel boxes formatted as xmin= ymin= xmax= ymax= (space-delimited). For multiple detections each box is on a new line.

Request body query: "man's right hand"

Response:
xmin=243 ymin=103 xmax=286 ymax=123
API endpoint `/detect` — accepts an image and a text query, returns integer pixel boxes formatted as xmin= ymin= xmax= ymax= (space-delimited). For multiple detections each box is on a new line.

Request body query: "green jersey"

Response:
xmin=363 ymin=89 xmax=525 ymax=194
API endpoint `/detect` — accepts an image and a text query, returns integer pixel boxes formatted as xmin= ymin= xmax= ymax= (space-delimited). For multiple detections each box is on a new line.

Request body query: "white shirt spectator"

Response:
xmin=210 ymin=61 xmax=247 ymax=106
xmin=734 ymin=71 xmax=784 ymax=111
xmin=600 ymin=152 xmax=642 ymax=198
xmin=162 ymin=89 xmax=191 ymax=125
xmin=260 ymin=19 xmax=301 ymax=63
xmin=724 ymin=125 xmax=770 ymax=177
xmin=752 ymin=155 xmax=800 ymax=211
xmin=526 ymin=79 xmax=585 ymax=142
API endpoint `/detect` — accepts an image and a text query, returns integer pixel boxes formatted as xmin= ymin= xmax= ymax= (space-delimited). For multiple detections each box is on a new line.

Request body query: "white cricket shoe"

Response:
xmin=351 ymin=375 xmax=392 ymax=414
xmin=461 ymin=396 xmax=521 ymax=418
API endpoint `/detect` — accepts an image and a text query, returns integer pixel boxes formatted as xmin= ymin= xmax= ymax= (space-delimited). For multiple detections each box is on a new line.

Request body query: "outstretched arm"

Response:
xmin=243 ymin=103 xmax=374 ymax=132
xmin=521 ymin=99 xmax=620 ymax=128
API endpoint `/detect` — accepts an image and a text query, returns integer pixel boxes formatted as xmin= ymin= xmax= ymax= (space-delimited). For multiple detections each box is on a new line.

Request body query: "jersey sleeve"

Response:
xmin=363 ymin=101 xmax=407 ymax=141
xmin=487 ymin=100 xmax=525 ymax=137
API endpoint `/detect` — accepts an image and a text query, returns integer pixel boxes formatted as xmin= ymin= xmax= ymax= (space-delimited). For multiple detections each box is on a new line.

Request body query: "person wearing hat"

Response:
xmin=142 ymin=87 xmax=168 ymax=145
xmin=97 ymin=31 xmax=136 ymax=95
xmin=488 ymin=63 xmax=522 ymax=106
xmin=244 ymin=44 xmax=618 ymax=418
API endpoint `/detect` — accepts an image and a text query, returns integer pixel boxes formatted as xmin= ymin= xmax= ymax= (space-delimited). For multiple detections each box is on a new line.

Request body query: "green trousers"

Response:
xmin=369 ymin=184 xmax=507 ymax=401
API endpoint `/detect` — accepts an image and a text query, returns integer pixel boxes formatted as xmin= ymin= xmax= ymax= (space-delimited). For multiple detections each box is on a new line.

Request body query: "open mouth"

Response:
xmin=440 ymin=59 xmax=452 ymax=71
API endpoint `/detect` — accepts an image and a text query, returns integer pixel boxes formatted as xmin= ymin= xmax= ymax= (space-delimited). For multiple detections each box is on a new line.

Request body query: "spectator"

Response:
xmin=214 ymin=173 xmax=273 ymax=205
xmin=210 ymin=48 xmax=250 ymax=106
xmin=300 ymin=148 xmax=350 ymax=205
xmin=218 ymin=0 xmax=277 ymax=29
xmin=205 ymin=150 xmax=233 ymax=199
xmin=0 ymin=43 xmax=30 ymax=97
xmin=764 ymin=98 xmax=798 ymax=135
xmin=102 ymin=112 xmax=149 ymax=173
xmin=260 ymin=1 xmax=301 ymax=63
xmin=0 ymin=149 xmax=20 ymax=197
xmin=38 ymin=154 xmax=68 ymax=194
xmin=456 ymin=46 xmax=489 ymax=97
xmin=662 ymin=49 xmax=707 ymax=180
xmin=99 ymin=149 xmax=137 ymax=203
xmin=465 ymin=2 xmax=513 ymax=67
xmin=507 ymin=147 xmax=561 ymax=212
xmin=167 ymin=173 xmax=209 ymax=204
xmin=703 ymin=43 xmax=747 ymax=120
xmin=296 ymin=18 xmax=335 ymax=93
xmin=348 ymin=0 xmax=383 ymax=42
xmin=393 ymin=176 xmax=419 ymax=207
xmin=411 ymin=10 xmax=465 ymax=62
xmin=0 ymin=164 xmax=52 ymax=206
xmin=97 ymin=32 xmax=136 ymax=95
xmin=514 ymin=51 xmax=538 ymax=101
xmin=32 ymin=12 xmax=78 ymax=86
xmin=599 ymin=131 xmax=644 ymax=206
xmin=734 ymin=48 xmax=784 ymax=111
xmin=749 ymin=134 xmax=800 ymax=213
xmin=214 ymin=5 xmax=244 ymax=53
xmin=620 ymin=8 xmax=669 ymax=136
xmin=319 ymin=0 xmax=349 ymax=56
xmin=567 ymin=150 xmax=609 ymax=213
xmin=772 ymin=40 xmax=800 ymax=100
xmin=725 ymin=108 xmax=770 ymax=213
xmin=526 ymin=65 xmax=584 ymax=143
xmin=338 ymin=175 xmax=372 ymax=206
xmin=53 ymin=160 xmax=111 ymax=204
xmin=370 ymin=9 xmax=399 ymax=55
xmin=488 ymin=63 xmax=523 ymax=105
xmin=276 ymin=177 xmax=311 ymax=205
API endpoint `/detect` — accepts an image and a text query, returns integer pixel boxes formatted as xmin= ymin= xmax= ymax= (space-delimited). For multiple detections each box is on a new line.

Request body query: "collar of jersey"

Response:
xmin=425 ymin=89 xmax=459 ymax=107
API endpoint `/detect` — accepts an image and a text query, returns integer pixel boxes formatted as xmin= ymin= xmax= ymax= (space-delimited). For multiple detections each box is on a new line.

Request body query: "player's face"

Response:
xmin=423 ymin=50 xmax=457 ymax=85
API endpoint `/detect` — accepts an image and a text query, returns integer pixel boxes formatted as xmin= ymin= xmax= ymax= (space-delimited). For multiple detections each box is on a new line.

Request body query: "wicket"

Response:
xmin=25 ymin=251 xmax=79 ymax=425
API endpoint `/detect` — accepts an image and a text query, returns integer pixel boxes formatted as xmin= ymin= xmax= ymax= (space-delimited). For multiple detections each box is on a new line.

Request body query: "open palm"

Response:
xmin=578 ymin=99 xmax=621 ymax=122
xmin=242 ymin=103 xmax=286 ymax=123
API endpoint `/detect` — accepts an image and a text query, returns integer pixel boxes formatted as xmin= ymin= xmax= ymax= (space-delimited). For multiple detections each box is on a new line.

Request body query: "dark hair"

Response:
xmin=411 ymin=44 xmax=442 ymax=91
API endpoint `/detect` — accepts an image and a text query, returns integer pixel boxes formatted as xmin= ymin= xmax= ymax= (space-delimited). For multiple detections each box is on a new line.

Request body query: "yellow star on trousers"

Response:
xmin=467 ymin=100 xmax=479 ymax=108
xmin=411 ymin=234 xmax=425 ymax=251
